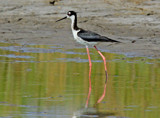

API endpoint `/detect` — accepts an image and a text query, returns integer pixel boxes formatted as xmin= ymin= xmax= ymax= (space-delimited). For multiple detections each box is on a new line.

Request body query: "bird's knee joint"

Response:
xmin=102 ymin=56 xmax=106 ymax=61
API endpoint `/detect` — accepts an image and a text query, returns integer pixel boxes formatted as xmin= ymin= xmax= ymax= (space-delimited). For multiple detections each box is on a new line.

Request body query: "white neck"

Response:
xmin=70 ymin=15 xmax=76 ymax=31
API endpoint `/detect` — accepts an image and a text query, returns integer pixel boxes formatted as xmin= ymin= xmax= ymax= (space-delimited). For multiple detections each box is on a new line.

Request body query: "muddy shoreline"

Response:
xmin=0 ymin=0 xmax=160 ymax=58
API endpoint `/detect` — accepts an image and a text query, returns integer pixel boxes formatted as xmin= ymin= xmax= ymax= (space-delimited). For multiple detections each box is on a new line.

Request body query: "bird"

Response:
xmin=56 ymin=11 xmax=120 ymax=107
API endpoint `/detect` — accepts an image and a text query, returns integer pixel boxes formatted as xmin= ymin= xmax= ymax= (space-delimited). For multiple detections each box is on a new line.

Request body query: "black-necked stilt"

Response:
xmin=56 ymin=11 xmax=120 ymax=107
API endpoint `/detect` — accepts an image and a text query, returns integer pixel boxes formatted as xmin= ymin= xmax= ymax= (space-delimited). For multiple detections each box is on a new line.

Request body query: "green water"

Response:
xmin=0 ymin=42 xmax=160 ymax=118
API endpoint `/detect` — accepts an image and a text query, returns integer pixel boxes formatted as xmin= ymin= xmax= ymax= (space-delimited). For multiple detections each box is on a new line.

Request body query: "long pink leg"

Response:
xmin=94 ymin=45 xmax=108 ymax=103
xmin=85 ymin=46 xmax=92 ymax=108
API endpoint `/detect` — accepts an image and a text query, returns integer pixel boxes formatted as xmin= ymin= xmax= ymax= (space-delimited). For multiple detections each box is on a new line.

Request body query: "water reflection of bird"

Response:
xmin=56 ymin=11 xmax=120 ymax=107
xmin=72 ymin=107 xmax=116 ymax=118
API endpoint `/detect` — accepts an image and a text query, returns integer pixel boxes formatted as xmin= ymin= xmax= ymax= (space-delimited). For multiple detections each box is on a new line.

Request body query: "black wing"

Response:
xmin=77 ymin=29 xmax=119 ymax=42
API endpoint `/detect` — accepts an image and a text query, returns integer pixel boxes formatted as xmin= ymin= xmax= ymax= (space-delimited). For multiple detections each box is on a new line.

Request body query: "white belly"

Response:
xmin=72 ymin=29 xmax=97 ymax=46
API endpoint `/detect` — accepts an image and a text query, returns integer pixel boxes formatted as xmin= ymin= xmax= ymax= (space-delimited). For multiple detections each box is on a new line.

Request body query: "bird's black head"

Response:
xmin=56 ymin=11 xmax=77 ymax=22
xmin=67 ymin=11 xmax=77 ymax=17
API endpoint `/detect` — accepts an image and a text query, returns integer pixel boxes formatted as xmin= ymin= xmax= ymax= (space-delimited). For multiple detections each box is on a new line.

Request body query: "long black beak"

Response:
xmin=56 ymin=16 xmax=67 ymax=22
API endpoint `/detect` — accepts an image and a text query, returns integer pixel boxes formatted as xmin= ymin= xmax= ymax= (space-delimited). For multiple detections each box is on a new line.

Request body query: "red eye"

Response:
xmin=68 ymin=12 xmax=71 ymax=16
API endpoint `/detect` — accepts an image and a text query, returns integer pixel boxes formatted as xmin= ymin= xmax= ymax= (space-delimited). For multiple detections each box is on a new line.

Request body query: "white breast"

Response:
xmin=71 ymin=29 xmax=97 ymax=46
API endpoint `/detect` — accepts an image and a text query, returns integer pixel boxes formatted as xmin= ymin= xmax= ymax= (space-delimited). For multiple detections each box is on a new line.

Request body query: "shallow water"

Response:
xmin=0 ymin=42 xmax=160 ymax=118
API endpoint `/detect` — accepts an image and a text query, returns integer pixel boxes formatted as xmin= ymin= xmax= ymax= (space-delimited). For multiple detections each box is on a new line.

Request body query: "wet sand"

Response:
xmin=0 ymin=0 xmax=160 ymax=58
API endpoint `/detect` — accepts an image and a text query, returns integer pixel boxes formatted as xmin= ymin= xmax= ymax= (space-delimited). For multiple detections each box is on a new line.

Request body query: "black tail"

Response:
xmin=102 ymin=36 xmax=121 ymax=43
xmin=108 ymin=38 xmax=120 ymax=43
